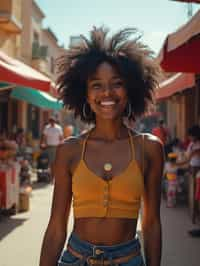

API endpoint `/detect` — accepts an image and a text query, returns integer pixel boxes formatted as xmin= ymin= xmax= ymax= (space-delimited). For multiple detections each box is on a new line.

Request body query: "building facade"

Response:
xmin=0 ymin=0 xmax=63 ymax=140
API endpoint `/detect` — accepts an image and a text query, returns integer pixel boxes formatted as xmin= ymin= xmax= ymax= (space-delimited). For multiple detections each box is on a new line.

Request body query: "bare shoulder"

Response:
xmin=56 ymin=132 xmax=89 ymax=160
xmin=143 ymin=133 xmax=164 ymax=160
xmin=129 ymin=129 xmax=163 ymax=157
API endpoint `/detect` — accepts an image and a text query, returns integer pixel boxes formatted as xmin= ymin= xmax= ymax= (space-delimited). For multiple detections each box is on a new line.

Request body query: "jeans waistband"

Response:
xmin=67 ymin=232 xmax=141 ymax=259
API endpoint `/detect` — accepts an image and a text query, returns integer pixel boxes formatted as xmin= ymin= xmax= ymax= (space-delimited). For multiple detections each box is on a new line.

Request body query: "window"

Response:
xmin=50 ymin=56 xmax=54 ymax=73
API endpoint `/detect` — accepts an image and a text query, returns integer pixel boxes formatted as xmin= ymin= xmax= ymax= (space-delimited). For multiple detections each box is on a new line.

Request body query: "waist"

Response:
xmin=67 ymin=232 xmax=141 ymax=258
xmin=74 ymin=217 xmax=138 ymax=245
xmin=46 ymin=144 xmax=58 ymax=147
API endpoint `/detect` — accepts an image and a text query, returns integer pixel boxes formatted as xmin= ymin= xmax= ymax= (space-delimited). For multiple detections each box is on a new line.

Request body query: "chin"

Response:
xmin=96 ymin=112 xmax=123 ymax=121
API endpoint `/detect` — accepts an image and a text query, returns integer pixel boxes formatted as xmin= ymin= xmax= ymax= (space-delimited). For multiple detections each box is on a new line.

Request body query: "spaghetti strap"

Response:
xmin=128 ymin=130 xmax=135 ymax=160
xmin=142 ymin=134 xmax=145 ymax=176
xmin=81 ymin=131 xmax=90 ymax=160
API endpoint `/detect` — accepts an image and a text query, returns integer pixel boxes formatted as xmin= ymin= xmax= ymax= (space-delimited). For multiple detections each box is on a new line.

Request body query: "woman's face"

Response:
xmin=87 ymin=62 xmax=128 ymax=121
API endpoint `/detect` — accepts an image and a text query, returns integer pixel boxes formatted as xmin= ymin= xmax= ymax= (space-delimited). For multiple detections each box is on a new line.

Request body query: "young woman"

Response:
xmin=39 ymin=27 xmax=164 ymax=266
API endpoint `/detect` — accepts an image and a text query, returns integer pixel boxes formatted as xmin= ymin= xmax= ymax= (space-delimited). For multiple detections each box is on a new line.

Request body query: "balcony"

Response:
xmin=0 ymin=0 xmax=22 ymax=33
xmin=31 ymin=42 xmax=50 ymax=76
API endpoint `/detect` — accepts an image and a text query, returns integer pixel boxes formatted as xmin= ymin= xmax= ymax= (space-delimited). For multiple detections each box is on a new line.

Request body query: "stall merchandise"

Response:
xmin=0 ymin=162 xmax=20 ymax=212
xmin=0 ymin=138 xmax=21 ymax=213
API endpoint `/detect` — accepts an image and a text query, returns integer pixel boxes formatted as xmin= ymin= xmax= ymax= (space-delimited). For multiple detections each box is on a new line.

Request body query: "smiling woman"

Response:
xmin=39 ymin=27 xmax=164 ymax=266
xmin=57 ymin=27 xmax=160 ymax=123
xmin=86 ymin=62 xmax=128 ymax=121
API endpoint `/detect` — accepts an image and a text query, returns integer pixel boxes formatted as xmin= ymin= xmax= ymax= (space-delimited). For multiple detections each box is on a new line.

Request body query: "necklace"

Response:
xmin=103 ymin=163 xmax=112 ymax=172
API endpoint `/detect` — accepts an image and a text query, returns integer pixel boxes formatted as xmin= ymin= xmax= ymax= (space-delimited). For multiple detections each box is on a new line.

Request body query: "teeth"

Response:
xmin=100 ymin=101 xmax=115 ymax=106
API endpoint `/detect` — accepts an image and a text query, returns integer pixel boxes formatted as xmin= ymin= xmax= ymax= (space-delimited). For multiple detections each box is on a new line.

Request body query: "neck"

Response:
xmin=93 ymin=118 xmax=128 ymax=141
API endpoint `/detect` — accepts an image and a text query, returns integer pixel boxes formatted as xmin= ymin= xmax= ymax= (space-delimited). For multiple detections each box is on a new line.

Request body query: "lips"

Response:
xmin=100 ymin=100 xmax=116 ymax=106
xmin=96 ymin=98 xmax=119 ymax=107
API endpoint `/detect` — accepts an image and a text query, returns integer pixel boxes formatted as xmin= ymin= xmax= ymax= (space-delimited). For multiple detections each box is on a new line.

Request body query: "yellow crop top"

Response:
xmin=72 ymin=130 xmax=144 ymax=219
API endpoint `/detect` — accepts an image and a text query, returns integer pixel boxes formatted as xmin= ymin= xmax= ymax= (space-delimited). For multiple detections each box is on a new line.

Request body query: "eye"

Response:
xmin=91 ymin=83 xmax=102 ymax=90
xmin=112 ymin=80 xmax=124 ymax=88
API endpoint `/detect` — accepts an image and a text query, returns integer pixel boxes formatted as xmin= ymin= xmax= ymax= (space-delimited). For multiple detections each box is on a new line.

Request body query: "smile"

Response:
xmin=100 ymin=100 xmax=116 ymax=106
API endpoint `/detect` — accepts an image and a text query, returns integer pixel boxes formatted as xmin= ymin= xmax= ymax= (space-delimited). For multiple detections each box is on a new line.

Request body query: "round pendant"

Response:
xmin=104 ymin=163 xmax=112 ymax=172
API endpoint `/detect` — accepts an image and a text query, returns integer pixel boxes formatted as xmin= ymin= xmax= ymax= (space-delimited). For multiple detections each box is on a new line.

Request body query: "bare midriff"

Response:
xmin=73 ymin=218 xmax=138 ymax=245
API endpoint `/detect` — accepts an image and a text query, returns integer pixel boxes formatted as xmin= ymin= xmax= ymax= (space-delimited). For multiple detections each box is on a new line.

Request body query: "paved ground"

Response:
xmin=0 ymin=182 xmax=200 ymax=266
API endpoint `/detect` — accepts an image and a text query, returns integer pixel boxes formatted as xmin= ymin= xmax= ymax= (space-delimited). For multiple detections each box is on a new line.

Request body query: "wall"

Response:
xmin=0 ymin=29 xmax=19 ymax=57
xmin=20 ymin=0 xmax=32 ymax=63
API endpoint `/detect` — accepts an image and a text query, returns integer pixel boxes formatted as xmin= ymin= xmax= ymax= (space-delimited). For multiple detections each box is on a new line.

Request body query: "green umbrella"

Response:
xmin=11 ymin=86 xmax=63 ymax=110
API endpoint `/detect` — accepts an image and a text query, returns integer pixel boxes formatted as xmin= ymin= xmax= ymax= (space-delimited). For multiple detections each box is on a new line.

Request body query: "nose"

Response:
xmin=102 ymin=84 xmax=112 ymax=96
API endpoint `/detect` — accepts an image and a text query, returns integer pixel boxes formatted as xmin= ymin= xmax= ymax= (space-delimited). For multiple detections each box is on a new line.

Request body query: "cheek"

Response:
xmin=87 ymin=88 xmax=96 ymax=100
xmin=118 ymin=89 xmax=128 ymax=103
xmin=86 ymin=94 xmax=97 ymax=112
xmin=87 ymin=94 xmax=95 ymax=106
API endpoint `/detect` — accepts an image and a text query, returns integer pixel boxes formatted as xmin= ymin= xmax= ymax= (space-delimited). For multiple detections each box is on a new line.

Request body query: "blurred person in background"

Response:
xmin=186 ymin=125 xmax=200 ymax=237
xmin=186 ymin=125 xmax=200 ymax=174
xmin=40 ymin=116 xmax=64 ymax=180
xmin=176 ymin=125 xmax=200 ymax=237
xmin=152 ymin=119 xmax=170 ymax=147
xmin=164 ymin=153 xmax=178 ymax=208
xmin=64 ymin=124 xmax=74 ymax=139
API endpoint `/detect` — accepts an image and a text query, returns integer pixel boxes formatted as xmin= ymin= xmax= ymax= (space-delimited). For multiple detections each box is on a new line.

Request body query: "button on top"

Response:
xmin=103 ymin=184 xmax=109 ymax=207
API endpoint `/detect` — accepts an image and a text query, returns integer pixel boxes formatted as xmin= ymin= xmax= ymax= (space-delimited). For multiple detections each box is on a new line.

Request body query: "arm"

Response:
xmin=176 ymin=148 xmax=200 ymax=166
xmin=142 ymin=135 xmax=164 ymax=266
xmin=59 ymin=133 xmax=64 ymax=143
xmin=189 ymin=148 xmax=200 ymax=159
xmin=40 ymin=127 xmax=47 ymax=148
xmin=59 ymin=126 xmax=64 ymax=143
xmin=39 ymin=143 xmax=73 ymax=266
xmin=40 ymin=133 xmax=47 ymax=148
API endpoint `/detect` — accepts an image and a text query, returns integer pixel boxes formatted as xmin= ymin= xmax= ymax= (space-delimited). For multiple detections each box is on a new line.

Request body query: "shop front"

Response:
xmin=0 ymin=51 xmax=62 ymax=215
xmin=157 ymin=9 xmax=200 ymax=223
xmin=157 ymin=73 xmax=196 ymax=139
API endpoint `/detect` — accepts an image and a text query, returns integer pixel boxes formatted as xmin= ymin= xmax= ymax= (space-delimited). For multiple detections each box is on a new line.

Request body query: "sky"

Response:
xmin=35 ymin=0 xmax=200 ymax=55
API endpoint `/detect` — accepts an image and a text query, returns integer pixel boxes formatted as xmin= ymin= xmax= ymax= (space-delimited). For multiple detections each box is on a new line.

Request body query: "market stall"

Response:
xmin=0 ymin=134 xmax=31 ymax=214
xmin=157 ymin=6 xmax=200 ymax=223
xmin=0 ymin=138 xmax=20 ymax=214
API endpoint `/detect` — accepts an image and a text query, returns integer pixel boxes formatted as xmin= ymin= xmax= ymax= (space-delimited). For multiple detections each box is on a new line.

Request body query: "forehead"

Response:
xmin=89 ymin=62 xmax=120 ymax=80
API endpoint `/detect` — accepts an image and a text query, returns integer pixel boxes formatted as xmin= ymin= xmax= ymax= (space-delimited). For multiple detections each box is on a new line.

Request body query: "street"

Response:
xmin=0 ymin=182 xmax=200 ymax=266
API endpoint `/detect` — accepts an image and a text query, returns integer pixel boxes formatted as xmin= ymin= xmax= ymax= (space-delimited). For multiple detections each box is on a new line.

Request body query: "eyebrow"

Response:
xmin=89 ymin=76 xmax=122 ymax=82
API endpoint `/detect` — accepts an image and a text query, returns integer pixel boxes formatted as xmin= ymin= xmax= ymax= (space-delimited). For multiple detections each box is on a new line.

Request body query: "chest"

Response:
xmin=46 ymin=128 xmax=60 ymax=137
xmin=84 ymin=140 xmax=133 ymax=179
xmin=71 ymin=137 xmax=144 ymax=181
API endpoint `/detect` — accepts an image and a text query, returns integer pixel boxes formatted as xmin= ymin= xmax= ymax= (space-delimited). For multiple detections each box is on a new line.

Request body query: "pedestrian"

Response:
xmin=186 ymin=125 xmax=200 ymax=237
xmin=152 ymin=119 xmax=170 ymax=152
xmin=164 ymin=153 xmax=178 ymax=207
xmin=186 ymin=125 xmax=200 ymax=175
xmin=40 ymin=116 xmax=64 ymax=180
xmin=64 ymin=124 xmax=74 ymax=139
xmin=39 ymin=27 xmax=164 ymax=266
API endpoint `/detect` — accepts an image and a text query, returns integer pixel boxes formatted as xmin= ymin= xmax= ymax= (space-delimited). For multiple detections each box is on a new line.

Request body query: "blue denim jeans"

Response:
xmin=58 ymin=232 xmax=145 ymax=265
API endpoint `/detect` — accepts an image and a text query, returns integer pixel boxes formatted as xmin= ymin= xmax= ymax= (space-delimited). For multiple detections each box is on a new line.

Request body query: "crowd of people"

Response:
xmin=152 ymin=122 xmax=200 ymax=237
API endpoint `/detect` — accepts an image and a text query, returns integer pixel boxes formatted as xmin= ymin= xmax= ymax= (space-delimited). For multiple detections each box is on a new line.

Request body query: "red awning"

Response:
xmin=157 ymin=10 xmax=200 ymax=73
xmin=0 ymin=51 xmax=51 ymax=92
xmin=171 ymin=0 xmax=200 ymax=3
xmin=156 ymin=73 xmax=195 ymax=100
